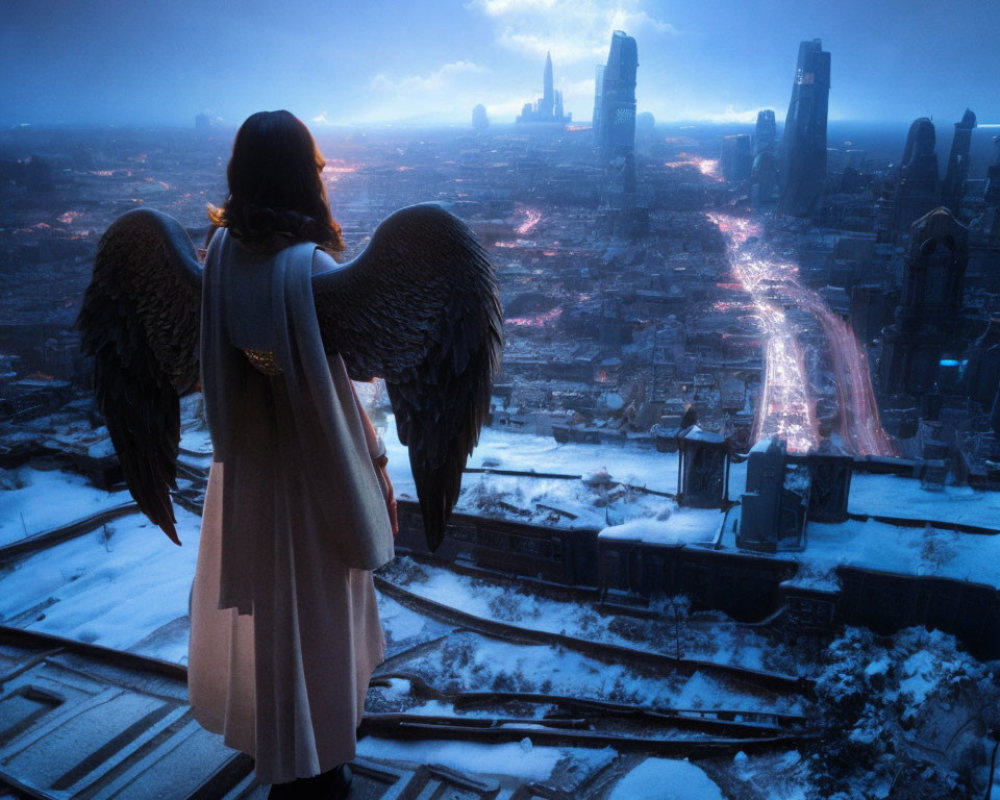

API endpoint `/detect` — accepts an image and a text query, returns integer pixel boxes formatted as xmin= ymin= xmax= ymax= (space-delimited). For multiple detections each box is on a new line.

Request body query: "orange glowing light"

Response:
xmin=514 ymin=207 xmax=542 ymax=236
xmin=664 ymin=156 xmax=722 ymax=181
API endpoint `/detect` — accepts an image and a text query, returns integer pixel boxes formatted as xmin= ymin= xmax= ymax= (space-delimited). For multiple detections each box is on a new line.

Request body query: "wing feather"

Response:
xmin=77 ymin=208 xmax=202 ymax=544
xmin=313 ymin=204 xmax=502 ymax=550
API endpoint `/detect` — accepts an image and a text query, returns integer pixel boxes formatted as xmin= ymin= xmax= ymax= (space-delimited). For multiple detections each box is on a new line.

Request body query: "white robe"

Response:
xmin=188 ymin=231 xmax=394 ymax=784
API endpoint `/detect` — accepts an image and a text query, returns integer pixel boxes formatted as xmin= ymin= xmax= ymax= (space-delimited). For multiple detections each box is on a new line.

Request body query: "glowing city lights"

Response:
xmin=515 ymin=206 xmax=543 ymax=236
xmin=710 ymin=212 xmax=895 ymax=456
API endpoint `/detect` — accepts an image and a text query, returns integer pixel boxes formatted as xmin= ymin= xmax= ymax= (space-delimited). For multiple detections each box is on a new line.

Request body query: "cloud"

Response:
xmin=652 ymin=104 xmax=773 ymax=125
xmin=357 ymin=61 xmax=495 ymax=124
xmin=370 ymin=60 xmax=489 ymax=94
xmin=470 ymin=0 xmax=675 ymax=64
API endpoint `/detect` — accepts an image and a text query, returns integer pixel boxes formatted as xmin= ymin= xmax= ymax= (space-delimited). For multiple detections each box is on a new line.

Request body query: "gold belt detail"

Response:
xmin=243 ymin=348 xmax=282 ymax=375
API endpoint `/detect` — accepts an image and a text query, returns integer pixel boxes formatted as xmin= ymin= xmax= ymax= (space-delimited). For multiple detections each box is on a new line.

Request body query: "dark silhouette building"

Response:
xmin=879 ymin=207 xmax=969 ymax=398
xmin=720 ymin=134 xmax=752 ymax=183
xmin=778 ymin=39 xmax=830 ymax=218
xmin=985 ymin=136 xmax=1000 ymax=250
xmin=754 ymin=109 xmax=777 ymax=157
xmin=751 ymin=109 xmax=780 ymax=207
xmin=594 ymin=31 xmax=638 ymax=160
xmin=941 ymin=108 xmax=977 ymax=218
xmin=893 ymin=118 xmax=939 ymax=235
xmin=987 ymin=136 xmax=1000 ymax=205
xmin=594 ymin=31 xmax=645 ymax=238
xmin=517 ymin=52 xmax=571 ymax=124
xmin=964 ymin=317 xmax=1000 ymax=411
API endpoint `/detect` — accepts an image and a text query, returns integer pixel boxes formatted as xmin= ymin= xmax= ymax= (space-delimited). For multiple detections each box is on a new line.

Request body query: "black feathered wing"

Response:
xmin=312 ymin=204 xmax=503 ymax=550
xmin=77 ymin=208 xmax=202 ymax=544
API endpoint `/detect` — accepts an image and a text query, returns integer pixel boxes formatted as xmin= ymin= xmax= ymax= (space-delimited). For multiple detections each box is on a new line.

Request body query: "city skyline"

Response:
xmin=2 ymin=0 xmax=999 ymax=128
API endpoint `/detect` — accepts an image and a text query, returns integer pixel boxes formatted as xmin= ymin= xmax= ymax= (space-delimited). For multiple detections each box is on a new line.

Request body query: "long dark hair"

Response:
xmin=209 ymin=110 xmax=345 ymax=254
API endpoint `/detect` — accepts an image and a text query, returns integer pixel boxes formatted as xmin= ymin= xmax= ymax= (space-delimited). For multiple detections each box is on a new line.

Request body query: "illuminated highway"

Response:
xmin=710 ymin=213 xmax=895 ymax=456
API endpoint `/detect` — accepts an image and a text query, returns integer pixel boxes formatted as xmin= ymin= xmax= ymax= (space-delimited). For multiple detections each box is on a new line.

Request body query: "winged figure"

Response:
xmin=77 ymin=202 xmax=502 ymax=551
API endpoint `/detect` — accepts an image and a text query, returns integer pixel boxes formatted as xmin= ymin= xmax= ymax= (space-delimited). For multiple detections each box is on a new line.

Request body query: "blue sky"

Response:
xmin=2 ymin=0 xmax=998 ymax=127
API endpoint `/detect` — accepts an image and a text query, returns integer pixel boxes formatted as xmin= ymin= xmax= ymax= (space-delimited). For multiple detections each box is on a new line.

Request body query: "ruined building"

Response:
xmin=879 ymin=207 xmax=969 ymax=399
xmin=778 ymin=39 xmax=830 ymax=218
xmin=517 ymin=52 xmax=571 ymax=124
xmin=941 ymin=108 xmax=977 ymax=219
xmin=594 ymin=31 xmax=638 ymax=161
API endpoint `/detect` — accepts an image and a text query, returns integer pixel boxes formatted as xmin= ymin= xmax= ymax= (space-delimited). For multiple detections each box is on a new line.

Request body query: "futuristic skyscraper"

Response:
xmin=594 ymin=31 xmax=638 ymax=160
xmin=942 ymin=108 xmax=977 ymax=217
xmin=778 ymin=39 xmax=831 ymax=218
xmin=893 ymin=117 xmax=939 ymax=234
xmin=751 ymin=109 xmax=779 ymax=206
xmin=879 ymin=207 xmax=968 ymax=398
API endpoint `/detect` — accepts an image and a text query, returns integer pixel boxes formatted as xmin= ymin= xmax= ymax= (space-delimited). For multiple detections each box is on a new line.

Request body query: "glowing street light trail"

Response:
xmin=709 ymin=213 xmax=895 ymax=456
xmin=515 ymin=206 xmax=543 ymax=236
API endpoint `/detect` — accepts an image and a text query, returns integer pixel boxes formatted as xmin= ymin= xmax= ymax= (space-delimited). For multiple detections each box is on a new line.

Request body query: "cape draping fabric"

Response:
xmin=200 ymin=230 xmax=395 ymax=615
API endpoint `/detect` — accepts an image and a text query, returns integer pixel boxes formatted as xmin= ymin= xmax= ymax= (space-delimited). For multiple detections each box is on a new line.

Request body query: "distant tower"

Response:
xmin=592 ymin=64 xmax=606 ymax=142
xmin=778 ymin=39 xmax=831 ymax=218
xmin=472 ymin=104 xmax=489 ymax=132
xmin=754 ymin=109 xmax=777 ymax=157
xmin=720 ymin=134 xmax=753 ymax=183
xmin=517 ymin=52 xmax=571 ymax=124
xmin=541 ymin=52 xmax=555 ymax=118
xmin=984 ymin=136 xmax=1000 ymax=249
xmin=751 ymin=109 xmax=780 ymax=206
xmin=596 ymin=31 xmax=638 ymax=161
xmin=986 ymin=136 xmax=1000 ymax=205
xmin=893 ymin=118 xmax=939 ymax=234
xmin=941 ymin=108 xmax=977 ymax=217
xmin=879 ymin=207 xmax=969 ymax=398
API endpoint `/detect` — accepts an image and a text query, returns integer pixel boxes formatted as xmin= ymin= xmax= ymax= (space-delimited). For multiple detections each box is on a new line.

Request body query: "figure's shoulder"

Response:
xmin=311 ymin=247 xmax=339 ymax=275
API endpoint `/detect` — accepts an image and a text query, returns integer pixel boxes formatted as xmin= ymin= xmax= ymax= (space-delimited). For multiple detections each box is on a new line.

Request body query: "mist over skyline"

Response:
xmin=2 ymin=0 xmax=998 ymax=129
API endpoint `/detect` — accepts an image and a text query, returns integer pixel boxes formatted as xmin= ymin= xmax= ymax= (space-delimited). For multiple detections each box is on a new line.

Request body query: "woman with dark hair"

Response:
xmin=189 ymin=110 xmax=396 ymax=799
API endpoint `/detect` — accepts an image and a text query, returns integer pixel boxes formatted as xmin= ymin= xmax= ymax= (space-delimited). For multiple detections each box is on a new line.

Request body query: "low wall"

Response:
xmin=395 ymin=500 xmax=1000 ymax=659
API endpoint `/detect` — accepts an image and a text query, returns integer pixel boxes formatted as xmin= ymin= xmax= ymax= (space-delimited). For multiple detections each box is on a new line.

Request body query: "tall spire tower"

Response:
xmin=516 ymin=51 xmax=571 ymax=124
xmin=541 ymin=52 xmax=554 ymax=118
xmin=942 ymin=108 xmax=977 ymax=217
xmin=778 ymin=39 xmax=831 ymax=218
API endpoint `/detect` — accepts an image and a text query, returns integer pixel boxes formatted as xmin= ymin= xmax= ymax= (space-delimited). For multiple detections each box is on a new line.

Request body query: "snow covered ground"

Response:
xmin=4 ymin=409 xmax=1000 ymax=795
xmin=0 ymin=465 xmax=131 ymax=545
xmin=5 ymin=410 xmax=1000 ymax=662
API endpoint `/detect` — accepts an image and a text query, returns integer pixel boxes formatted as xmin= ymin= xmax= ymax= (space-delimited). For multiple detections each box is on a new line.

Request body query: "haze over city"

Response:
xmin=6 ymin=1 xmax=1000 ymax=796
xmin=3 ymin=0 xmax=999 ymax=127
